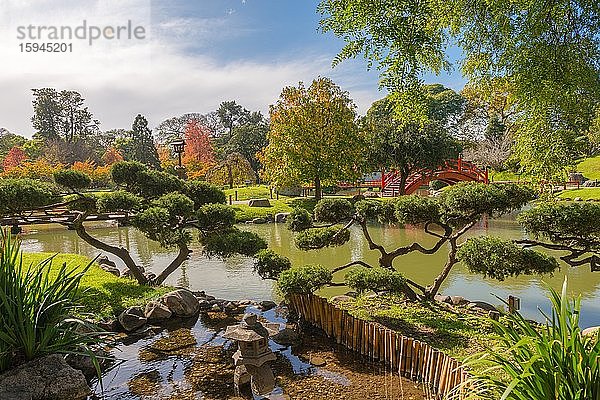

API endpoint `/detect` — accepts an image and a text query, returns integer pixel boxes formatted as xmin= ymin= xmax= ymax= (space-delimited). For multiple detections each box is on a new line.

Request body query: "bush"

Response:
xmin=196 ymin=203 xmax=236 ymax=232
xmin=200 ymin=227 xmax=267 ymax=258
xmin=0 ymin=178 xmax=60 ymax=215
xmin=277 ymin=264 xmax=332 ymax=295
xmin=96 ymin=190 xmax=143 ymax=213
xmin=0 ymin=230 xmax=100 ymax=373
xmin=457 ymin=236 xmax=560 ymax=280
xmin=295 ymin=226 xmax=351 ymax=250
xmin=253 ymin=249 xmax=292 ymax=279
xmin=134 ymin=169 xmax=185 ymax=198
xmin=110 ymin=161 xmax=147 ymax=187
xmin=313 ymin=198 xmax=354 ymax=222
xmin=461 ymin=278 xmax=600 ymax=400
xmin=186 ymin=180 xmax=226 ymax=208
xmin=395 ymin=195 xmax=441 ymax=224
xmin=54 ymin=169 xmax=92 ymax=190
xmin=344 ymin=267 xmax=406 ymax=294
xmin=152 ymin=192 xmax=195 ymax=219
xmin=287 ymin=207 xmax=313 ymax=231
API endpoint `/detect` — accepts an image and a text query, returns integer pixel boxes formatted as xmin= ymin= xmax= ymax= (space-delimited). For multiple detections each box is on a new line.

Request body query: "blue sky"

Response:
xmin=0 ymin=0 xmax=466 ymax=136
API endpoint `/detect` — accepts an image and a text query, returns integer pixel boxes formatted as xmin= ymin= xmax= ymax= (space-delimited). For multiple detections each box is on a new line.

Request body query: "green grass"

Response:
xmin=558 ymin=188 xmax=600 ymax=201
xmin=577 ymin=155 xmax=600 ymax=180
xmin=337 ymin=294 xmax=499 ymax=360
xmin=224 ymin=185 xmax=291 ymax=201
xmin=488 ymin=169 xmax=529 ymax=182
xmin=231 ymin=200 xmax=294 ymax=222
xmin=22 ymin=252 xmax=171 ymax=319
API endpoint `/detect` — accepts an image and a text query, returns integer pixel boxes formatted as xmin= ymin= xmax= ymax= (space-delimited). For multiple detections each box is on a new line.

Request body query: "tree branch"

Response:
xmin=331 ymin=260 xmax=374 ymax=274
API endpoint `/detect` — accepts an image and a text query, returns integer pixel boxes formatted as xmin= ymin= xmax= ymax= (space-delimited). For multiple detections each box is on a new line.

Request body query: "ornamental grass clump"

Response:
xmin=455 ymin=278 xmax=600 ymax=400
xmin=0 ymin=229 xmax=100 ymax=373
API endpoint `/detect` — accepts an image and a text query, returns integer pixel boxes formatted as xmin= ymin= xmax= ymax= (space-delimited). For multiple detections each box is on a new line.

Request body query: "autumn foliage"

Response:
xmin=182 ymin=120 xmax=215 ymax=179
xmin=2 ymin=146 xmax=27 ymax=171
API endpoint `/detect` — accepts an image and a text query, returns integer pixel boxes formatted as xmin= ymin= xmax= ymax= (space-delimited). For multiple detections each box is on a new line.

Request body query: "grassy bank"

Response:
xmin=558 ymin=188 xmax=600 ymax=201
xmin=578 ymin=155 xmax=600 ymax=180
xmin=337 ymin=294 xmax=499 ymax=361
xmin=22 ymin=252 xmax=171 ymax=318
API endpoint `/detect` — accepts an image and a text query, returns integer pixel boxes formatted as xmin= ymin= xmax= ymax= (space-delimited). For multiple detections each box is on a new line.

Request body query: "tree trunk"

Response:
xmin=424 ymin=238 xmax=458 ymax=299
xmin=379 ymin=255 xmax=418 ymax=301
xmin=398 ymin=173 xmax=408 ymax=195
xmin=72 ymin=213 xmax=148 ymax=285
xmin=314 ymin=176 xmax=322 ymax=201
xmin=153 ymin=242 xmax=192 ymax=285
xmin=228 ymin=165 xmax=234 ymax=189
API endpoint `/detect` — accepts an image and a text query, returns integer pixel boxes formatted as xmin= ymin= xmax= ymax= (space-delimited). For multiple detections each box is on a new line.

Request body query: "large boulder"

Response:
xmin=467 ymin=301 xmax=497 ymax=312
xmin=248 ymin=198 xmax=271 ymax=207
xmin=99 ymin=263 xmax=120 ymax=277
xmin=274 ymin=212 xmax=290 ymax=223
xmin=450 ymin=296 xmax=470 ymax=306
xmin=330 ymin=295 xmax=354 ymax=305
xmin=258 ymin=300 xmax=277 ymax=311
xmin=144 ymin=301 xmax=172 ymax=322
xmin=97 ymin=255 xmax=117 ymax=268
xmin=272 ymin=328 xmax=300 ymax=346
xmin=0 ymin=354 xmax=90 ymax=400
xmin=161 ymin=289 xmax=200 ymax=317
xmin=118 ymin=306 xmax=147 ymax=332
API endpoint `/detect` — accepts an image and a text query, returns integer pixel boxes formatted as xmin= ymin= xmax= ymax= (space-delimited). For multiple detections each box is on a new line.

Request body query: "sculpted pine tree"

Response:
xmin=0 ymin=162 xmax=267 ymax=285
xmin=260 ymin=77 xmax=366 ymax=200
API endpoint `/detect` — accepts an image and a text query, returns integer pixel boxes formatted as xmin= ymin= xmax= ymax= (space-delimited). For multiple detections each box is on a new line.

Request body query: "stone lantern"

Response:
xmin=223 ymin=313 xmax=279 ymax=396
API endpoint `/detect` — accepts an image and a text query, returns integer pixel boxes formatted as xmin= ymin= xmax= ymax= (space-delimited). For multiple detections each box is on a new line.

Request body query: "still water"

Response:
xmin=19 ymin=215 xmax=600 ymax=327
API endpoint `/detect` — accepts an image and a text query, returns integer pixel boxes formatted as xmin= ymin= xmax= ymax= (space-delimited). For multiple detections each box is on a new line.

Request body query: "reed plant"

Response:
xmin=0 ymin=229 xmax=100 ymax=373
xmin=454 ymin=277 xmax=600 ymax=400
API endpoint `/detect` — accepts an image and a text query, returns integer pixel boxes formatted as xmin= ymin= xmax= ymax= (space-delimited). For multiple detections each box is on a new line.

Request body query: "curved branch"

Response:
xmin=153 ymin=242 xmax=192 ymax=285
xmin=357 ymin=218 xmax=387 ymax=255
xmin=331 ymin=260 xmax=374 ymax=274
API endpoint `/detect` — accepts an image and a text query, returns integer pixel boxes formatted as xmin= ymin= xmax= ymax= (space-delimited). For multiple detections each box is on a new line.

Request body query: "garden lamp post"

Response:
xmin=171 ymin=139 xmax=186 ymax=179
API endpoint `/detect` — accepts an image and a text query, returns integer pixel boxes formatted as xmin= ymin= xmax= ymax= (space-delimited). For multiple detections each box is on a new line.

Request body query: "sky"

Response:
xmin=0 ymin=0 xmax=466 ymax=137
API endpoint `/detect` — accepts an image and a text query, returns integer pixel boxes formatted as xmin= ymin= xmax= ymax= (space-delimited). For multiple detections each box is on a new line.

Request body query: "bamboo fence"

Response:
xmin=287 ymin=293 xmax=469 ymax=399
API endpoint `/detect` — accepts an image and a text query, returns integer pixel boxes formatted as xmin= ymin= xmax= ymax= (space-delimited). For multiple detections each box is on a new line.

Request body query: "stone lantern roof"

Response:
xmin=223 ymin=313 xmax=279 ymax=342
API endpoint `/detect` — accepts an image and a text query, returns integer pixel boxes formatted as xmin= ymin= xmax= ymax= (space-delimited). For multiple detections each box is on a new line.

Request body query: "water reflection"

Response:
xmin=18 ymin=216 xmax=600 ymax=327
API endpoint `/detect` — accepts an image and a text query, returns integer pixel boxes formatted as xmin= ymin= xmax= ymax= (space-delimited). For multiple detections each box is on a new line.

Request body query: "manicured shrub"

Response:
xmin=253 ymin=249 xmax=292 ymax=279
xmin=96 ymin=190 xmax=143 ymax=213
xmin=186 ymin=180 xmax=226 ymax=208
xmin=345 ymin=267 xmax=406 ymax=294
xmin=0 ymin=178 xmax=60 ymax=214
xmin=53 ymin=169 xmax=92 ymax=190
xmin=110 ymin=161 xmax=147 ymax=187
xmin=429 ymin=180 xmax=447 ymax=191
xmin=277 ymin=264 xmax=332 ymax=295
xmin=395 ymin=195 xmax=440 ymax=224
xmin=313 ymin=198 xmax=354 ymax=222
xmin=287 ymin=207 xmax=313 ymax=231
xmin=200 ymin=227 xmax=267 ymax=257
xmin=295 ymin=226 xmax=351 ymax=250
xmin=196 ymin=203 xmax=236 ymax=231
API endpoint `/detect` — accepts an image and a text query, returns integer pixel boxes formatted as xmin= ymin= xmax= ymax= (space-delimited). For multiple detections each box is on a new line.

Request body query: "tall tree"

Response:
xmin=182 ymin=120 xmax=215 ymax=178
xmin=261 ymin=77 xmax=366 ymax=200
xmin=318 ymin=0 xmax=600 ymax=177
xmin=206 ymin=152 xmax=255 ymax=189
xmin=31 ymin=88 xmax=99 ymax=142
xmin=217 ymin=101 xmax=250 ymax=141
xmin=2 ymin=146 xmax=27 ymax=171
xmin=155 ymin=113 xmax=217 ymax=144
xmin=226 ymin=114 xmax=269 ymax=181
xmin=121 ymin=115 xmax=161 ymax=169
xmin=0 ymin=129 xmax=27 ymax=159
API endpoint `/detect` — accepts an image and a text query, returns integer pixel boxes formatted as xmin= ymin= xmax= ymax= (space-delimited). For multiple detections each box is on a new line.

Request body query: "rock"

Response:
xmin=121 ymin=266 xmax=145 ymax=279
xmin=211 ymin=304 xmax=222 ymax=312
xmin=144 ymin=300 xmax=172 ymax=322
xmin=99 ymin=263 xmax=120 ymax=277
xmin=97 ymin=319 xmax=119 ymax=332
xmin=574 ymin=197 xmax=583 ymax=202
xmin=467 ymin=301 xmax=497 ymax=312
xmin=259 ymin=300 xmax=277 ymax=311
xmin=252 ymin=217 xmax=267 ymax=224
xmin=248 ymin=198 xmax=271 ymax=207
xmin=450 ymin=296 xmax=470 ymax=306
xmin=363 ymin=191 xmax=380 ymax=198
xmin=0 ymin=354 xmax=90 ymax=400
xmin=434 ymin=294 xmax=451 ymax=304
xmin=272 ymin=328 xmax=300 ymax=346
xmin=65 ymin=349 xmax=109 ymax=379
xmin=582 ymin=326 xmax=600 ymax=337
xmin=224 ymin=301 xmax=238 ymax=312
xmin=97 ymin=255 xmax=117 ymax=268
xmin=344 ymin=291 xmax=358 ymax=298
xmin=118 ymin=307 xmax=147 ymax=332
xmin=569 ymin=172 xmax=586 ymax=184
xmin=310 ymin=356 xmax=327 ymax=367
xmin=144 ymin=272 xmax=157 ymax=282
xmin=275 ymin=212 xmax=290 ymax=223
xmin=330 ymin=295 xmax=354 ymax=305
xmin=161 ymin=289 xmax=200 ymax=317
xmin=205 ymin=295 xmax=215 ymax=301
xmin=198 ymin=299 xmax=211 ymax=310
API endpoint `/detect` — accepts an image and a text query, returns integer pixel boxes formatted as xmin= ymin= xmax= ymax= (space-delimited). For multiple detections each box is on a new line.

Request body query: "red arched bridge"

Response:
xmin=379 ymin=158 xmax=489 ymax=196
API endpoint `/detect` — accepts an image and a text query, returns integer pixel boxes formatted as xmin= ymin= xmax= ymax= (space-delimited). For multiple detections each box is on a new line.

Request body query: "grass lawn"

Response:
xmin=22 ymin=252 xmax=171 ymax=319
xmin=558 ymin=188 xmax=600 ymax=201
xmin=231 ymin=200 xmax=293 ymax=222
xmin=337 ymin=294 xmax=499 ymax=361
xmin=577 ymin=155 xmax=600 ymax=180
xmin=224 ymin=185 xmax=292 ymax=201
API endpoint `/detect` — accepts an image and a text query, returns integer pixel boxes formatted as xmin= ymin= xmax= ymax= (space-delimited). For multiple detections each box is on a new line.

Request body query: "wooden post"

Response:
xmin=235 ymin=190 xmax=238 ymax=201
xmin=508 ymin=295 xmax=520 ymax=314
xmin=228 ymin=195 xmax=232 ymax=205
xmin=276 ymin=191 xmax=279 ymax=200
xmin=269 ymin=187 xmax=273 ymax=199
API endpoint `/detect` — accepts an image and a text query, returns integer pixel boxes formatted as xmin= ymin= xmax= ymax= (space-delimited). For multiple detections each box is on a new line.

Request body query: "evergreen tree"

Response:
xmin=122 ymin=115 xmax=161 ymax=169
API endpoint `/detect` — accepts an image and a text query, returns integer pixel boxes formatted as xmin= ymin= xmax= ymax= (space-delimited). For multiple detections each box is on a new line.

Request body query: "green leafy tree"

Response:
xmin=205 ymin=152 xmax=256 ymax=189
xmin=261 ymin=77 xmax=367 ymax=200
xmin=366 ymin=94 xmax=461 ymax=194
xmin=120 ymin=115 xmax=161 ymax=169
xmin=226 ymin=117 xmax=269 ymax=181
xmin=31 ymin=88 xmax=100 ymax=143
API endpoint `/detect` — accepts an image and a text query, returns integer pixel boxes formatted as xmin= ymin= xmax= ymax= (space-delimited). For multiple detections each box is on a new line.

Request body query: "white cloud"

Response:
xmin=0 ymin=0 xmax=382 ymax=137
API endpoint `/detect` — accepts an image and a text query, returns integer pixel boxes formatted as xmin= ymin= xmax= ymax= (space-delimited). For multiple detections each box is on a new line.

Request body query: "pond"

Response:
xmin=19 ymin=214 xmax=600 ymax=327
